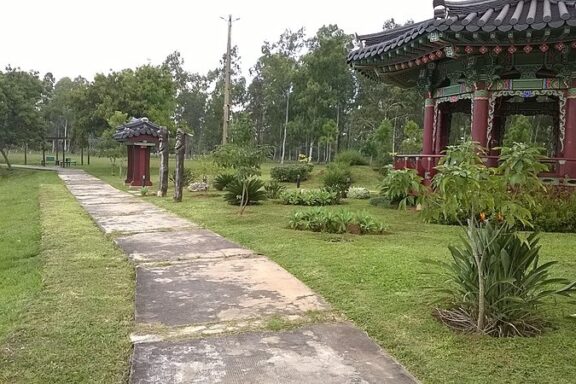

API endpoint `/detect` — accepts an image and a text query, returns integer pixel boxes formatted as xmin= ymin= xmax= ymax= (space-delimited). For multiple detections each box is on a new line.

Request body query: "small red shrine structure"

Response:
xmin=114 ymin=117 xmax=161 ymax=187
xmin=348 ymin=0 xmax=576 ymax=185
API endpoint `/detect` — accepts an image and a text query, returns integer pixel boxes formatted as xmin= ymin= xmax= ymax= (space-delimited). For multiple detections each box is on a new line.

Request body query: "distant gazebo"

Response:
xmin=114 ymin=118 xmax=161 ymax=187
xmin=348 ymin=0 xmax=576 ymax=185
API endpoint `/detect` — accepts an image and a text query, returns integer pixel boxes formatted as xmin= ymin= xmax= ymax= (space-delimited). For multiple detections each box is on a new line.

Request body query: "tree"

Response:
xmin=0 ymin=67 xmax=44 ymax=168
xmin=399 ymin=120 xmax=422 ymax=154
xmin=503 ymin=115 xmax=532 ymax=147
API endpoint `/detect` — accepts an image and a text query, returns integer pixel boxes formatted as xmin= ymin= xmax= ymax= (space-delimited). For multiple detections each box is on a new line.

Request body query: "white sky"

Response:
xmin=1 ymin=0 xmax=432 ymax=80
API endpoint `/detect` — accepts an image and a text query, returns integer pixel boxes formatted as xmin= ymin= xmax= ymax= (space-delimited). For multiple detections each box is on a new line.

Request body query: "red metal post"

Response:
xmin=472 ymin=89 xmax=489 ymax=149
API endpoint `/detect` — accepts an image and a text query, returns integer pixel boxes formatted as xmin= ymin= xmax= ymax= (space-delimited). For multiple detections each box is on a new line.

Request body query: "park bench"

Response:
xmin=63 ymin=158 xmax=77 ymax=167
xmin=42 ymin=155 xmax=56 ymax=166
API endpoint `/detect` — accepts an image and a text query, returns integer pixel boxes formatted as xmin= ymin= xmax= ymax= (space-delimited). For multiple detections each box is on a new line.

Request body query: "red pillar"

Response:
xmin=472 ymin=89 xmax=489 ymax=149
xmin=563 ymin=89 xmax=576 ymax=178
xmin=144 ymin=147 xmax=152 ymax=186
xmin=423 ymin=98 xmax=435 ymax=155
xmin=125 ymin=145 xmax=134 ymax=184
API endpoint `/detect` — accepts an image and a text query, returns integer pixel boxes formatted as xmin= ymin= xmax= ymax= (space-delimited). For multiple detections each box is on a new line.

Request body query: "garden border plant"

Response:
xmin=421 ymin=142 xmax=576 ymax=337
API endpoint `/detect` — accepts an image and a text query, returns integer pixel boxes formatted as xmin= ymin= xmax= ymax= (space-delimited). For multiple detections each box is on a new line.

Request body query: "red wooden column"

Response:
xmin=125 ymin=145 xmax=134 ymax=184
xmin=472 ymin=89 xmax=489 ymax=149
xmin=144 ymin=147 xmax=152 ymax=186
xmin=563 ymin=88 xmax=576 ymax=178
xmin=423 ymin=97 xmax=435 ymax=155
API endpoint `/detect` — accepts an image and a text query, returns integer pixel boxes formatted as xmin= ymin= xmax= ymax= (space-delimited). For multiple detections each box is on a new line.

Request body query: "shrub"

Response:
xmin=264 ymin=180 xmax=286 ymax=199
xmin=335 ymin=149 xmax=369 ymax=166
xmin=223 ymin=178 xmax=267 ymax=206
xmin=347 ymin=187 xmax=371 ymax=199
xmin=270 ymin=164 xmax=311 ymax=182
xmin=369 ymin=197 xmax=391 ymax=208
xmin=530 ymin=187 xmax=576 ymax=233
xmin=170 ymin=168 xmax=194 ymax=186
xmin=280 ymin=189 xmax=340 ymax=206
xmin=323 ymin=164 xmax=352 ymax=197
xmin=213 ymin=173 xmax=236 ymax=191
xmin=379 ymin=168 xmax=424 ymax=208
xmin=288 ymin=208 xmax=387 ymax=235
xmin=431 ymin=221 xmax=576 ymax=337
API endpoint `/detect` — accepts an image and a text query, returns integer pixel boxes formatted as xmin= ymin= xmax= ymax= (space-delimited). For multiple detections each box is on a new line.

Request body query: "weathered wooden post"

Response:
xmin=173 ymin=129 xmax=186 ymax=202
xmin=158 ymin=127 xmax=169 ymax=197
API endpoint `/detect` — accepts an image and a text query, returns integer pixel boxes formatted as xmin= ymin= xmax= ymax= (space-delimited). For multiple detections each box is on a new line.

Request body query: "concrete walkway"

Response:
xmin=57 ymin=169 xmax=419 ymax=384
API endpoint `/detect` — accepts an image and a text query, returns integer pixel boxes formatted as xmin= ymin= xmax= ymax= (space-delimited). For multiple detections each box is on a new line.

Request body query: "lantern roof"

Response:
xmin=113 ymin=117 xmax=162 ymax=142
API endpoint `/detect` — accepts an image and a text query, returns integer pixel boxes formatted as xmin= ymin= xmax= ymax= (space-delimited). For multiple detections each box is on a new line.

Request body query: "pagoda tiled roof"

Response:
xmin=113 ymin=117 xmax=162 ymax=142
xmin=348 ymin=0 xmax=576 ymax=63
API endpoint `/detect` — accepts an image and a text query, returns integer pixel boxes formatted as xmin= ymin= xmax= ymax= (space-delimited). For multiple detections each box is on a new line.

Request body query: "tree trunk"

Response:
xmin=468 ymin=220 xmax=486 ymax=332
xmin=0 ymin=147 xmax=12 ymax=169
xmin=281 ymin=90 xmax=290 ymax=164
xmin=307 ymin=139 xmax=313 ymax=163
xmin=239 ymin=181 xmax=248 ymax=216
xmin=24 ymin=142 xmax=28 ymax=165
xmin=159 ymin=128 xmax=169 ymax=197
xmin=173 ymin=129 xmax=186 ymax=202
xmin=81 ymin=147 xmax=84 ymax=165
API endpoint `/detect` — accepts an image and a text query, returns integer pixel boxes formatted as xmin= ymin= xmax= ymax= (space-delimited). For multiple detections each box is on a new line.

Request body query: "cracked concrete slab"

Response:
xmin=130 ymin=323 xmax=418 ymax=384
xmin=136 ymin=257 xmax=329 ymax=326
xmin=83 ymin=202 xmax=165 ymax=217
xmin=94 ymin=213 xmax=196 ymax=234
xmin=116 ymin=230 xmax=254 ymax=263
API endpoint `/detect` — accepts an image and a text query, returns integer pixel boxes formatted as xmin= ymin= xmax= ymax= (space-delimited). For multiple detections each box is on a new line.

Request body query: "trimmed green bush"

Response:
xmin=335 ymin=150 xmax=369 ymax=166
xmin=323 ymin=164 xmax=352 ymax=197
xmin=531 ymin=187 xmax=576 ymax=233
xmin=347 ymin=187 xmax=371 ymax=199
xmin=223 ymin=178 xmax=267 ymax=206
xmin=213 ymin=173 xmax=236 ymax=191
xmin=270 ymin=164 xmax=311 ymax=182
xmin=288 ymin=208 xmax=387 ymax=235
xmin=369 ymin=197 xmax=391 ymax=208
xmin=280 ymin=189 xmax=340 ymax=206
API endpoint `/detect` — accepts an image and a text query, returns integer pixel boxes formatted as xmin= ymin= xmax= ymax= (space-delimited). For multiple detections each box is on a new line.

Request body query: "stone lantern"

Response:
xmin=114 ymin=117 xmax=161 ymax=187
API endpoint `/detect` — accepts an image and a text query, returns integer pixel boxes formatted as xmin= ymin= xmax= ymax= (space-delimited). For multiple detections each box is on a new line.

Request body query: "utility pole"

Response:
xmin=221 ymin=15 xmax=238 ymax=145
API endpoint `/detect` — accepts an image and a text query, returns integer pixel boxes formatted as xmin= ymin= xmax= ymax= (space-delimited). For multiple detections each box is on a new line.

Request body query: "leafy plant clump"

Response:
xmin=323 ymin=164 xmax=352 ymax=197
xmin=270 ymin=164 xmax=311 ymax=182
xmin=288 ymin=208 xmax=387 ymax=235
xmin=530 ymin=186 xmax=576 ymax=233
xmin=170 ymin=168 xmax=194 ymax=186
xmin=213 ymin=173 xmax=236 ymax=191
xmin=139 ymin=186 xmax=148 ymax=196
xmin=264 ymin=180 xmax=286 ymax=199
xmin=379 ymin=167 xmax=424 ymax=208
xmin=335 ymin=149 xmax=369 ymax=166
xmin=223 ymin=177 xmax=267 ymax=206
xmin=347 ymin=186 xmax=371 ymax=199
xmin=432 ymin=221 xmax=576 ymax=337
xmin=423 ymin=142 xmax=575 ymax=337
xmin=280 ymin=189 xmax=340 ymax=206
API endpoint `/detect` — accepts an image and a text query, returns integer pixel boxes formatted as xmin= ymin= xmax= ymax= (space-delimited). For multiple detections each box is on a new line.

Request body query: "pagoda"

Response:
xmin=348 ymin=0 xmax=576 ymax=185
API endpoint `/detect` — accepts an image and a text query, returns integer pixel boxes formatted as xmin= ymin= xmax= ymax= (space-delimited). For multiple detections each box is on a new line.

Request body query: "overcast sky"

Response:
xmin=1 ymin=0 xmax=432 ymax=81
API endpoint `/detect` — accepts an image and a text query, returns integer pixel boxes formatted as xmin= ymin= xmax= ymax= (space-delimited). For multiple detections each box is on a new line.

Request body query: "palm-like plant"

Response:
xmin=223 ymin=177 xmax=266 ymax=206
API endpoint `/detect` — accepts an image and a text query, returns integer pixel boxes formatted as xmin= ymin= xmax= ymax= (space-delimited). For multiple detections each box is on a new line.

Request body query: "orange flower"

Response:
xmin=479 ymin=212 xmax=486 ymax=222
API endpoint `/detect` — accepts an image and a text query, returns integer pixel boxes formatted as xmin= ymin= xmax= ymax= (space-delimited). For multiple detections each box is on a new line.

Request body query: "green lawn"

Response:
xmin=0 ymin=169 xmax=134 ymax=383
xmin=84 ymin=160 xmax=576 ymax=384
